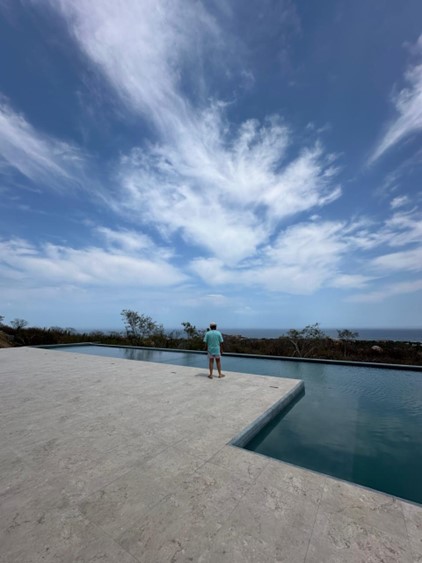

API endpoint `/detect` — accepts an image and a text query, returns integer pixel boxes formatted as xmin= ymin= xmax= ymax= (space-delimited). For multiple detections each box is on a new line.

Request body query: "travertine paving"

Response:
xmin=0 ymin=347 xmax=420 ymax=562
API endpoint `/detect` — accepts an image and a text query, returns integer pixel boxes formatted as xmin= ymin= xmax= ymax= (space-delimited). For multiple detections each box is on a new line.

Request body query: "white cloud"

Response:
xmin=329 ymin=274 xmax=373 ymax=289
xmin=95 ymin=227 xmax=159 ymax=254
xmin=43 ymin=0 xmax=220 ymax=127
xmin=190 ymin=257 xmax=233 ymax=286
xmin=111 ymin=56 xmax=341 ymax=264
xmin=180 ymin=291 xmax=230 ymax=309
xmin=95 ymin=226 xmax=176 ymax=261
xmin=348 ymin=279 xmax=422 ymax=303
xmin=377 ymin=148 xmax=422 ymax=200
xmin=204 ymin=293 xmax=228 ymax=305
xmin=390 ymin=195 xmax=410 ymax=209
xmin=346 ymin=209 xmax=422 ymax=250
xmin=384 ymin=210 xmax=422 ymax=247
xmin=190 ymin=212 xmax=422 ymax=296
xmin=191 ymin=220 xmax=369 ymax=294
xmin=370 ymin=34 xmax=422 ymax=162
xmin=0 ymin=236 xmax=186 ymax=289
xmin=249 ymin=221 xmax=353 ymax=293
xmin=0 ymin=98 xmax=86 ymax=190
xmin=370 ymin=247 xmax=422 ymax=273
xmin=41 ymin=0 xmax=341 ymax=264
xmin=21 ymin=1 xmax=420 ymax=308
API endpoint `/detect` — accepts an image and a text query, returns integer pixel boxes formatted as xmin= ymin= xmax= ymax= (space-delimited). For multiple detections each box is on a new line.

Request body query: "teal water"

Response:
xmin=51 ymin=344 xmax=422 ymax=504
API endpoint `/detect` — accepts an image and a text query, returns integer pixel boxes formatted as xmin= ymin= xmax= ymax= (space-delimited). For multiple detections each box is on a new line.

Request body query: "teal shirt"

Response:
xmin=204 ymin=330 xmax=223 ymax=355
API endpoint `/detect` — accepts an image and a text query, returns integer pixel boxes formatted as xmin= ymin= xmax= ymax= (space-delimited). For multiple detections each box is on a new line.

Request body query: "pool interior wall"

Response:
xmin=43 ymin=343 xmax=422 ymax=505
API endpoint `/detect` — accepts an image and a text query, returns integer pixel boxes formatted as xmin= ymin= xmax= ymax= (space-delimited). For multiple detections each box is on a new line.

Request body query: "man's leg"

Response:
xmin=216 ymin=357 xmax=224 ymax=378
xmin=208 ymin=356 xmax=214 ymax=378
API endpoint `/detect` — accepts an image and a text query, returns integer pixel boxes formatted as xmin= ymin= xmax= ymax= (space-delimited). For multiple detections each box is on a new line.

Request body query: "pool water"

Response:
xmin=51 ymin=344 xmax=422 ymax=504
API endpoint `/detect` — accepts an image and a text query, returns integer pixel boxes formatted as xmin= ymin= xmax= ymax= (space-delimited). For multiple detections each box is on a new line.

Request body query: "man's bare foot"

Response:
xmin=218 ymin=374 xmax=225 ymax=378
xmin=208 ymin=375 xmax=213 ymax=379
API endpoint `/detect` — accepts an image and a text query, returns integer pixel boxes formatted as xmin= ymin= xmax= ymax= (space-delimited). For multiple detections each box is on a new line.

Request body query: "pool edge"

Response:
xmin=32 ymin=343 xmax=422 ymax=371
xmin=229 ymin=379 xmax=305 ymax=448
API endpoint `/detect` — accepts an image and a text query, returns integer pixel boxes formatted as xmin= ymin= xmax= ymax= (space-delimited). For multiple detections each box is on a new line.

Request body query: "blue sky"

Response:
xmin=1 ymin=0 xmax=422 ymax=331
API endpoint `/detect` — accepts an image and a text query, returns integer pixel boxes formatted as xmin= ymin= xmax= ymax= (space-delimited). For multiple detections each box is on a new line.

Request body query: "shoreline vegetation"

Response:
xmin=1 ymin=311 xmax=421 ymax=366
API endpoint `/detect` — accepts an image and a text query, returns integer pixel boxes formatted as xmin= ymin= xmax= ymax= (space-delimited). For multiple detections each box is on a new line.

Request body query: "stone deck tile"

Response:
xmin=401 ymin=501 xmax=422 ymax=562
xmin=0 ymin=346 xmax=421 ymax=562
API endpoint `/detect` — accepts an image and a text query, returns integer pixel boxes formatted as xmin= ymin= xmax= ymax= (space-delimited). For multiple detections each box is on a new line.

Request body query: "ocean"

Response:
xmin=221 ymin=328 xmax=422 ymax=342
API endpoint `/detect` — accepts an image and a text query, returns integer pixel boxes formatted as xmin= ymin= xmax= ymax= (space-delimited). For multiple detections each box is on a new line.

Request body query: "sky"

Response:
xmin=0 ymin=0 xmax=422 ymax=331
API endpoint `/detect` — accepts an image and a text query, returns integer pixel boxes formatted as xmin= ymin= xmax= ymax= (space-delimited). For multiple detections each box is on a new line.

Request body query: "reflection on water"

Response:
xmin=123 ymin=348 xmax=183 ymax=362
xmin=52 ymin=344 xmax=422 ymax=504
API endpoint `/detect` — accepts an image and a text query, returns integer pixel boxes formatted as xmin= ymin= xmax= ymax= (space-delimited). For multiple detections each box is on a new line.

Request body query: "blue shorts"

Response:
xmin=208 ymin=352 xmax=221 ymax=359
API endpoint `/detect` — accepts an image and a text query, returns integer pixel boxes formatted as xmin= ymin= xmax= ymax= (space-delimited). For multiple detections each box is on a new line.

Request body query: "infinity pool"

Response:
xmin=50 ymin=344 xmax=422 ymax=504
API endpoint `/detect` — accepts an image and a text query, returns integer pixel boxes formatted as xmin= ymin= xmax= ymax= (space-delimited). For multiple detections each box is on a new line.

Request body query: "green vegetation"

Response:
xmin=0 ymin=313 xmax=421 ymax=366
xmin=337 ymin=329 xmax=359 ymax=357
xmin=286 ymin=323 xmax=327 ymax=357
xmin=10 ymin=318 xmax=28 ymax=330
xmin=120 ymin=309 xmax=165 ymax=344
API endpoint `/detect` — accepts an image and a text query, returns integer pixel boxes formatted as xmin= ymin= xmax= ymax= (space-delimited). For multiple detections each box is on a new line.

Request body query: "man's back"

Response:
xmin=204 ymin=329 xmax=223 ymax=355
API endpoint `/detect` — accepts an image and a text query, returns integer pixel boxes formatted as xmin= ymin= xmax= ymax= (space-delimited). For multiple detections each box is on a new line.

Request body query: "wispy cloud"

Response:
xmin=42 ymin=0 xmax=341 ymax=264
xmin=345 ymin=208 xmax=422 ymax=303
xmin=346 ymin=209 xmax=422 ymax=250
xmin=370 ymin=34 xmax=422 ymax=163
xmin=349 ymin=279 xmax=422 ymax=303
xmin=370 ymin=247 xmax=422 ymax=273
xmin=95 ymin=227 xmax=162 ymax=255
xmin=329 ymin=274 xmax=374 ymax=289
xmin=20 ymin=1 xmax=420 ymax=308
xmin=378 ymin=147 xmax=422 ymax=198
xmin=45 ymin=0 xmax=221 ymax=126
xmin=0 ymin=234 xmax=186 ymax=289
xmin=190 ymin=220 xmax=372 ymax=294
xmin=0 ymin=98 xmax=86 ymax=190
xmin=383 ymin=209 xmax=422 ymax=247
xmin=117 ymin=126 xmax=341 ymax=263
xmin=390 ymin=195 xmax=410 ymax=209
xmin=189 ymin=208 xmax=422 ymax=297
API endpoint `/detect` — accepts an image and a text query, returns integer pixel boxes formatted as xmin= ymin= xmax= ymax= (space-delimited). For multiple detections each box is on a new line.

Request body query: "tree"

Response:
xmin=121 ymin=309 xmax=139 ymax=337
xmin=337 ymin=329 xmax=359 ymax=357
xmin=49 ymin=326 xmax=65 ymax=333
xmin=286 ymin=323 xmax=327 ymax=357
xmin=120 ymin=309 xmax=163 ymax=340
xmin=10 ymin=318 xmax=28 ymax=330
xmin=0 ymin=315 xmax=4 ymax=325
xmin=181 ymin=321 xmax=202 ymax=339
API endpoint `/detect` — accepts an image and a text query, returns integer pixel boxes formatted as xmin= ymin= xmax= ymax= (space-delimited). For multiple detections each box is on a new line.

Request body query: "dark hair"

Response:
xmin=210 ymin=323 xmax=217 ymax=329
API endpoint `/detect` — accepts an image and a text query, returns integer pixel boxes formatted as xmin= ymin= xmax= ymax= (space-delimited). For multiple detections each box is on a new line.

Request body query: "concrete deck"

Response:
xmin=0 ymin=347 xmax=421 ymax=562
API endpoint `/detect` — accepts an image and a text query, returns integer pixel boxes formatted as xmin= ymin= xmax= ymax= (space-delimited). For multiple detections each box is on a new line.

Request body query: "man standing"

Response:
xmin=204 ymin=322 xmax=224 ymax=379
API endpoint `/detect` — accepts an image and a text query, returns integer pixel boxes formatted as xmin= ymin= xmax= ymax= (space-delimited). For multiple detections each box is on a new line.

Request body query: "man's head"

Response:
xmin=210 ymin=322 xmax=217 ymax=330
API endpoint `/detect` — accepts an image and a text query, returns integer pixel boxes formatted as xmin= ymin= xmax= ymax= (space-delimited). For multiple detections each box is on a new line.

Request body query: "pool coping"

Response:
xmin=229 ymin=379 xmax=305 ymax=447
xmin=34 ymin=342 xmax=422 ymax=372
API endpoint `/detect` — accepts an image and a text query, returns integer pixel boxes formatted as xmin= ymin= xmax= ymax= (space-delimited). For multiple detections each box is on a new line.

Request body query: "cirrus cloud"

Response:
xmin=39 ymin=0 xmax=342 ymax=264
xmin=0 ymin=98 xmax=86 ymax=190
xmin=370 ymin=34 xmax=422 ymax=163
